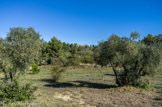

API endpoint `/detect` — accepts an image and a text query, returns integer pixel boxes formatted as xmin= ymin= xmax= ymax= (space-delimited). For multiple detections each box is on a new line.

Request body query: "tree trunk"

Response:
xmin=9 ymin=72 xmax=13 ymax=82
xmin=110 ymin=61 xmax=121 ymax=86
xmin=3 ymin=69 xmax=8 ymax=82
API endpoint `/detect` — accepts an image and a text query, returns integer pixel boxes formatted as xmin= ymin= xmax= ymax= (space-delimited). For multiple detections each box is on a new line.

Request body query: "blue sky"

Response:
xmin=0 ymin=0 xmax=162 ymax=45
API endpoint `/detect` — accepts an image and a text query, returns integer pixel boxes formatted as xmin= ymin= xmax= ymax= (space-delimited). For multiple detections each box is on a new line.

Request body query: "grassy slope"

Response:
xmin=4 ymin=65 xmax=162 ymax=107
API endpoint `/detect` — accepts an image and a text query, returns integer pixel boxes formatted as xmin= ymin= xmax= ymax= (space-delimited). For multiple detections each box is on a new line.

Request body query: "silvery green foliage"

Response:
xmin=98 ymin=34 xmax=161 ymax=86
xmin=0 ymin=27 xmax=40 ymax=102
xmin=6 ymin=27 xmax=41 ymax=74
xmin=0 ymin=27 xmax=41 ymax=81
xmin=0 ymin=39 xmax=13 ymax=77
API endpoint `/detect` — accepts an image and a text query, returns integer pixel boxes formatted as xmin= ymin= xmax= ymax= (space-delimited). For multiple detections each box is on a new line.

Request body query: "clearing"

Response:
xmin=4 ymin=65 xmax=162 ymax=107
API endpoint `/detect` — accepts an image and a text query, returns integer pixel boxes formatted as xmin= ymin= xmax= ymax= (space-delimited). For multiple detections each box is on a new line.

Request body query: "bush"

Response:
xmin=67 ymin=54 xmax=80 ymax=66
xmin=51 ymin=58 xmax=64 ymax=67
xmin=52 ymin=65 xmax=64 ymax=82
xmin=58 ymin=51 xmax=71 ymax=66
xmin=155 ymin=97 xmax=162 ymax=101
xmin=32 ymin=63 xmax=40 ymax=74
xmin=81 ymin=55 xmax=93 ymax=64
xmin=132 ymin=79 xmax=152 ymax=89
xmin=0 ymin=79 xmax=37 ymax=103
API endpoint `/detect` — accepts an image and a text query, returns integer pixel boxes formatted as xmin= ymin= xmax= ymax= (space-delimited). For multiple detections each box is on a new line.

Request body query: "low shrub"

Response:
xmin=155 ymin=97 xmax=162 ymax=101
xmin=52 ymin=65 xmax=64 ymax=82
xmin=132 ymin=79 xmax=152 ymax=89
xmin=67 ymin=54 xmax=80 ymax=66
xmin=81 ymin=55 xmax=94 ymax=64
xmin=32 ymin=63 xmax=40 ymax=74
xmin=0 ymin=79 xmax=37 ymax=103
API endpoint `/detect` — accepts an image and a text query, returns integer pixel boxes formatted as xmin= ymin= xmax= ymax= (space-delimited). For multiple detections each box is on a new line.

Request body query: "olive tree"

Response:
xmin=98 ymin=33 xmax=161 ymax=86
xmin=0 ymin=27 xmax=41 ymax=82
xmin=0 ymin=27 xmax=41 ymax=102
xmin=0 ymin=39 xmax=13 ymax=82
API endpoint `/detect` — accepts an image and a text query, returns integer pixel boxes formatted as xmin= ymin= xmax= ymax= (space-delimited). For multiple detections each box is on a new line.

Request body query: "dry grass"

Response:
xmin=3 ymin=65 xmax=162 ymax=107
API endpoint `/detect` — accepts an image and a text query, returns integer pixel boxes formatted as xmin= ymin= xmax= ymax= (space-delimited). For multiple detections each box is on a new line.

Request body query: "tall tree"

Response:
xmin=46 ymin=37 xmax=63 ymax=64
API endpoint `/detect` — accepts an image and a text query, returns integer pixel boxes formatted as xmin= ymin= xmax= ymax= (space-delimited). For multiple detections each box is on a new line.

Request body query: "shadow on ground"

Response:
xmin=104 ymin=74 xmax=115 ymax=76
xmin=41 ymin=79 xmax=117 ymax=89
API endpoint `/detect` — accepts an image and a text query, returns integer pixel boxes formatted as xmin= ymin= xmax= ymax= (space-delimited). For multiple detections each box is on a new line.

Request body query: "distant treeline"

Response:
xmin=39 ymin=37 xmax=94 ymax=66
xmin=38 ymin=32 xmax=162 ymax=67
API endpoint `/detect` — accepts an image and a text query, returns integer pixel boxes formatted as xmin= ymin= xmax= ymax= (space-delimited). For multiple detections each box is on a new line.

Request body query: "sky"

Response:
xmin=0 ymin=0 xmax=162 ymax=45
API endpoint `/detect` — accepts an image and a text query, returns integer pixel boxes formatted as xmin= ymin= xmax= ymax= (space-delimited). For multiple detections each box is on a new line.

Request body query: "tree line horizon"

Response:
xmin=2 ymin=27 xmax=162 ymax=46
